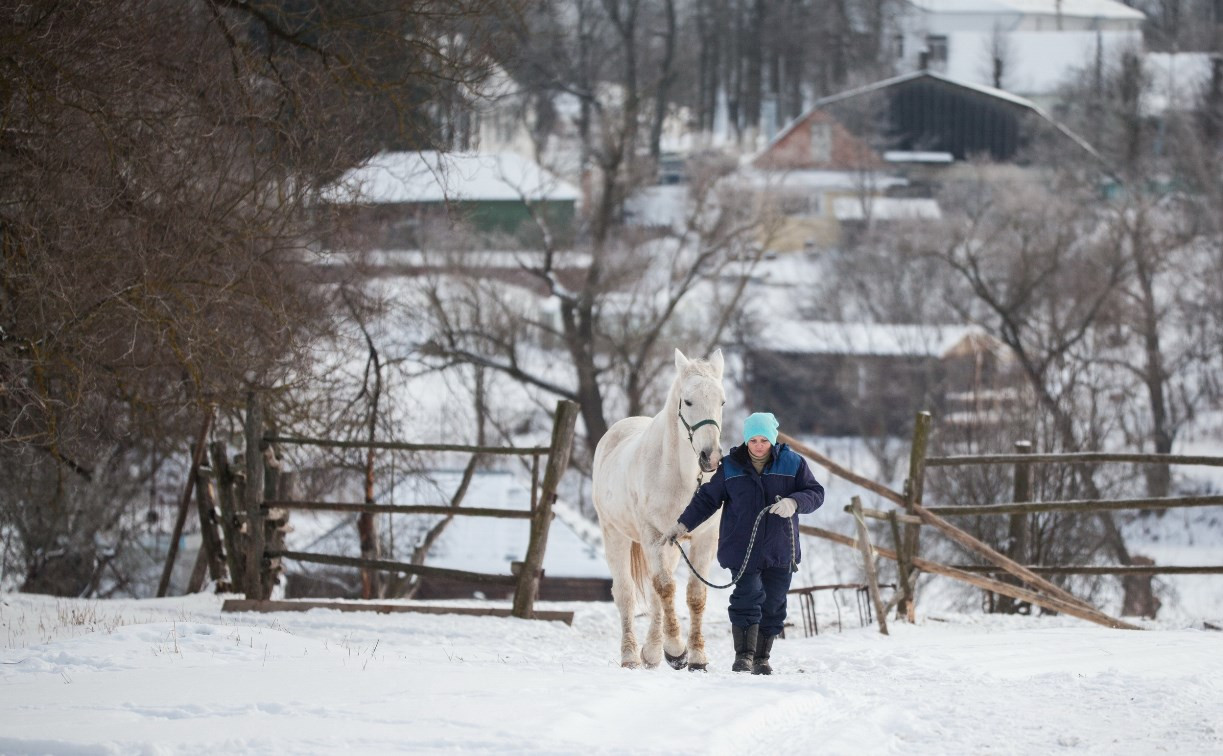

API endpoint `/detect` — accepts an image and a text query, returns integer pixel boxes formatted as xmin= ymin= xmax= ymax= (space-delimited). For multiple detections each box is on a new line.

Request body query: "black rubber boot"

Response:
xmin=731 ymin=624 xmax=758 ymax=673
xmin=752 ymin=633 xmax=775 ymax=675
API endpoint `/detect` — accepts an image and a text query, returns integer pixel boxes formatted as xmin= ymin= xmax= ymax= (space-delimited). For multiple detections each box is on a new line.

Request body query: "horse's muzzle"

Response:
xmin=698 ymin=451 xmax=717 ymax=473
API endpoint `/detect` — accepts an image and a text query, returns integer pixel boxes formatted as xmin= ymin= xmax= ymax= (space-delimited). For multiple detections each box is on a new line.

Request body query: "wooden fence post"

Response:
xmin=512 ymin=399 xmax=579 ymax=619
xmin=210 ymin=441 xmax=245 ymax=591
xmin=243 ymin=391 xmax=266 ymax=600
xmin=187 ymin=464 xmax=228 ymax=593
xmin=995 ymin=440 xmax=1033 ymax=613
xmin=898 ymin=411 xmax=931 ymax=621
xmin=849 ymin=497 xmax=889 ymax=635
xmin=157 ymin=403 xmax=216 ymax=597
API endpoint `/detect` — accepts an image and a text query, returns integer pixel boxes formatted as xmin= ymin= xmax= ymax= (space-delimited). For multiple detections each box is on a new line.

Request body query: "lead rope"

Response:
xmin=672 ymin=496 xmax=798 ymax=590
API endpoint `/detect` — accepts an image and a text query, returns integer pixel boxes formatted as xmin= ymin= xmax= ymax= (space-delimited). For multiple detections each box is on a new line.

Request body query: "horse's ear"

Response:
xmin=709 ymin=348 xmax=724 ymax=376
xmin=674 ymin=348 xmax=689 ymax=371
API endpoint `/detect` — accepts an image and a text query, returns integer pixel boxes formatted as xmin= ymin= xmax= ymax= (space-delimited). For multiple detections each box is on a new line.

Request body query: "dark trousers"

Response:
xmin=728 ymin=565 xmax=793 ymax=638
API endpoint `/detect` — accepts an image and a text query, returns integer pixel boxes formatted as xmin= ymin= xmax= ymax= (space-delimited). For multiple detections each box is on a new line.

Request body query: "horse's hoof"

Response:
xmin=687 ymin=663 xmax=708 ymax=672
xmin=621 ymin=660 xmax=640 ymax=669
xmin=665 ymin=650 xmax=689 ymax=670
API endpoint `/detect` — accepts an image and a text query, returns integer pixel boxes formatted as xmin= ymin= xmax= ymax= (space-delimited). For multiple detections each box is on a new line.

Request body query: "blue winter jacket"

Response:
xmin=677 ymin=442 xmax=824 ymax=571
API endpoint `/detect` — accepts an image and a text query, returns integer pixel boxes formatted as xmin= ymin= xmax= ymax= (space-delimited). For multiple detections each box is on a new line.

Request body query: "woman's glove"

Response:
xmin=663 ymin=521 xmax=689 ymax=545
xmin=769 ymin=497 xmax=798 ymax=518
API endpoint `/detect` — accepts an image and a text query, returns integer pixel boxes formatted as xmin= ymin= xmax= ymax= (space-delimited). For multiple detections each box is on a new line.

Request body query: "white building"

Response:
xmin=891 ymin=0 xmax=1146 ymax=98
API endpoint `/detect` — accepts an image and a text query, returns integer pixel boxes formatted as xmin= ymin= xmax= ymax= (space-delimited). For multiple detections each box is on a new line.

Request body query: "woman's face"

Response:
xmin=747 ymin=436 xmax=772 ymax=456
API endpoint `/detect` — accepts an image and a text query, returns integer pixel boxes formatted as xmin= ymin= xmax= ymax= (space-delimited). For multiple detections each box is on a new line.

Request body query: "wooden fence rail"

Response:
xmin=194 ymin=395 xmax=581 ymax=623
xmin=262 ymin=501 xmax=535 ymax=519
xmin=926 ymin=452 xmax=1223 ymax=467
xmin=950 ymin=565 xmax=1223 ymax=576
xmin=263 ymin=436 xmax=550 ymax=456
xmin=785 ymin=412 xmax=1223 ymax=632
xmin=267 ymin=550 xmax=521 ymax=586
xmin=925 ymin=494 xmax=1223 ymax=517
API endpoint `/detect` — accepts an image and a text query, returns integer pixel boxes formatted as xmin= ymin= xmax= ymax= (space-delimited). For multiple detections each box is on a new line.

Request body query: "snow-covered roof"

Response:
xmin=324 ymin=151 xmax=580 ymax=205
xmin=885 ymin=151 xmax=955 ymax=163
xmin=905 ymin=0 xmax=1145 ymax=20
xmin=761 ymin=71 xmax=1102 ymax=165
xmin=832 ymin=196 xmax=942 ymax=221
xmin=760 ymin=321 xmax=998 ymax=358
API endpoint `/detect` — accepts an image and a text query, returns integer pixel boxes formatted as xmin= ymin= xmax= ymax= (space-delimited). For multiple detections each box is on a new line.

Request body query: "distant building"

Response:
xmin=742 ymin=321 xmax=1021 ymax=437
xmin=746 ymin=70 xmax=1098 ymax=252
xmin=890 ymin=0 xmax=1146 ymax=99
xmin=323 ymin=151 xmax=580 ymax=250
xmin=767 ymin=70 xmax=1099 ymax=168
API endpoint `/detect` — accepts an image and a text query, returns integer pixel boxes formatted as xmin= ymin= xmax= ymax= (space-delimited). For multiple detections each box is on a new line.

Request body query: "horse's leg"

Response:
xmin=643 ymin=536 xmax=687 ymax=670
xmin=684 ymin=531 xmax=718 ymax=671
xmin=601 ymin=526 xmax=641 ymax=668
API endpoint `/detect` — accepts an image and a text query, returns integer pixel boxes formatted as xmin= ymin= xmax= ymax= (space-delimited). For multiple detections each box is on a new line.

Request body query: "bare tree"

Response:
xmin=0 ymin=0 xmax=510 ymax=595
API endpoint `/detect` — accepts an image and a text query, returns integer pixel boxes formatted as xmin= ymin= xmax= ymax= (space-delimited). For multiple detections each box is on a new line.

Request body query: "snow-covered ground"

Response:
xmin=1 ymin=590 xmax=1220 ymax=755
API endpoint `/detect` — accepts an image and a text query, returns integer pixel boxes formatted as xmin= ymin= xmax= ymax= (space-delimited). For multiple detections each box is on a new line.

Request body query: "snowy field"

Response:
xmin=1 ymin=590 xmax=1221 ymax=755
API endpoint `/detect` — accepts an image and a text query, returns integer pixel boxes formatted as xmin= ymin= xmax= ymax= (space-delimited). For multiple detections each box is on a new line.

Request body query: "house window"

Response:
xmin=810 ymin=122 xmax=832 ymax=163
xmin=925 ymin=35 xmax=948 ymax=66
xmin=893 ymin=34 xmax=904 ymax=60
xmin=779 ymin=193 xmax=819 ymax=215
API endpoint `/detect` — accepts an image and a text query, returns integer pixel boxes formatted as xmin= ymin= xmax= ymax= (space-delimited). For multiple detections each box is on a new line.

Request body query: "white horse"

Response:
xmin=592 ymin=348 xmax=725 ymax=670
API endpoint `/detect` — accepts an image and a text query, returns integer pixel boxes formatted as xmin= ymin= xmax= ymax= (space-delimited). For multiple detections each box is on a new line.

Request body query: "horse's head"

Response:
xmin=674 ymin=347 xmax=726 ymax=474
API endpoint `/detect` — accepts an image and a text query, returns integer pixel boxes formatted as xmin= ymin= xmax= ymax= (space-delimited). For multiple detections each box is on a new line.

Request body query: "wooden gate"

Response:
xmin=214 ymin=395 xmax=580 ymax=623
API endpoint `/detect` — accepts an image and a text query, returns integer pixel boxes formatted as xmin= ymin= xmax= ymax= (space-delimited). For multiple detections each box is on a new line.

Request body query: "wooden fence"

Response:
xmin=165 ymin=394 xmax=580 ymax=624
xmin=780 ymin=411 xmax=1223 ymax=634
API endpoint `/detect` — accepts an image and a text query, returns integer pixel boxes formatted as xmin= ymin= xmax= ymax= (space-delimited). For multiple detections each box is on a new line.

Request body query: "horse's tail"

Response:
xmin=629 ymin=541 xmax=650 ymax=599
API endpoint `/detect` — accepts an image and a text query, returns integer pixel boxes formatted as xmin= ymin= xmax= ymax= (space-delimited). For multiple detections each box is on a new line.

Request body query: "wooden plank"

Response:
xmin=849 ymin=497 xmax=888 ymax=635
xmin=778 ymin=432 xmax=906 ymax=505
xmin=263 ymin=435 xmax=550 ymax=456
xmin=914 ymin=503 xmax=1097 ymax=612
xmin=800 ymin=523 xmax=1143 ymax=630
xmin=210 ymin=440 xmax=245 ymax=591
xmin=925 ymin=451 xmax=1223 ymax=467
xmin=157 ymin=403 xmax=216 ymax=597
xmin=995 ymin=440 xmax=1033 ymax=614
xmin=221 ymin=599 xmax=574 ymax=625
xmin=845 ymin=504 xmax=922 ymax=525
xmin=925 ymin=494 xmax=1223 ymax=517
xmin=262 ymin=500 xmax=534 ymax=518
xmin=900 ymin=411 xmax=932 ymax=622
xmin=513 ymin=400 xmax=579 ymax=619
xmin=908 ymin=560 xmax=1143 ymax=631
xmin=887 ymin=509 xmax=914 ymax=619
xmin=270 ymin=550 xmax=520 ymax=585
xmin=244 ymin=392 xmax=265 ymax=600
xmin=801 ymin=524 xmax=897 ymax=559
xmin=190 ymin=466 xmax=228 ymax=592
xmin=951 ymin=564 xmax=1223 ymax=576
xmin=788 ymin=582 xmax=882 ymax=593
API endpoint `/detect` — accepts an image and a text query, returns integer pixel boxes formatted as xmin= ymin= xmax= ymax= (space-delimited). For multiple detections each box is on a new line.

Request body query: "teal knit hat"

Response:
xmin=742 ymin=412 xmax=779 ymax=444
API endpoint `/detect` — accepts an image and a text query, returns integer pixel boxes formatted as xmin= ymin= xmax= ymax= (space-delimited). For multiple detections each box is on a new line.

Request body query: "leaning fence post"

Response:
xmin=210 ymin=440 xmax=244 ymax=591
xmin=243 ymin=391 xmax=266 ymax=601
xmin=157 ymin=403 xmax=216 ymax=597
xmin=849 ymin=496 xmax=889 ymax=636
xmin=188 ymin=462 xmax=228 ymax=593
xmin=512 ymin=399 xmax=579 ymax=619
xmin=899 ymin=410 xmax=932 ymax=622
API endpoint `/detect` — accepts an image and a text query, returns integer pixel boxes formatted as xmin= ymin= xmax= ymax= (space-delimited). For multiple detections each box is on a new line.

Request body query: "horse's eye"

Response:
xmin=684 ymin=400 xmax=693 ymax=406
xmin=721 ymin=401 xmax=726 ymax=406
